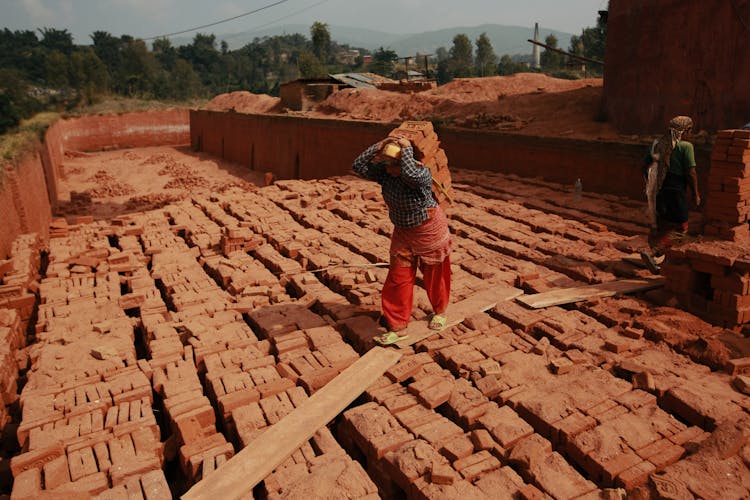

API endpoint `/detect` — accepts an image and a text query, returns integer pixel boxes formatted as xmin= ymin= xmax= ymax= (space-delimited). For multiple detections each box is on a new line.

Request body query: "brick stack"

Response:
xmin=0 ymin=233 xmax=42 ymax=336
xmin=704 ymin=128 xmax=750 ymax=241
xmin=220 ymin=226 xmax=263 ymax=256
xmin=388 ymin=121 xmax=455 ymax=211
xmin=663 ymin=240 xmax=750 ymax=327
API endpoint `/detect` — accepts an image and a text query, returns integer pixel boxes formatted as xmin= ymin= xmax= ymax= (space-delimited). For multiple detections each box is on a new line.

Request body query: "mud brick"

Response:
xmin=417 ymin=337 xmax=457 ymax=354
xmin=622 ymin=326 xmax=644 ymax=339
xmin=550 ymin=411 xmax=597 ymax=447
xmin=549 ymin=357 xmax=575 ymax=374
xmin=600 ymin=451 xmax=642 ymax=486
xmin=50 ymin=471 xmax=110 ymax=496
xmin=68 ymin=447 xmax=99 ymax=482
xmin=300 ymin=366 xmax=339 ymax=394
xmin=478 ymin=359 xmax=502 ymax=377
xmin=416 ymin=379 xmax=455 ymax=409
xmin=218 ymin=388 xmax=261 ymax=420
xmin=733 ymin=375 xmax=750 ymax=395
xmin=11 ymin=442 xmax=65 ymax=476
xmin=259 ymin=393 xmax=294 ymax=425
xmin=727 ymin=356 xmax=750 ymax=376
xmin=110 ymin=455 xmax=161 ymax=487
xmin=470 ymin=429 xmax=497 ymax=451
xmin=187 ymin=442 xmax=234 ymax=480
xmin=382 ymin=393 xmax=420 ymax=414
xmin=475 ymin=375 xmax=502 ymax=399
xmin=257 ymin=377 xmax=295 ymax=398
xmin=407 ymin=373 xmax=448 ymax=396
xmin=414 ymin=418 xmax=464 ymax=446
xmin=140 ymin=469 xmax=171 ymax=499
xmin=637 ymin=439 xmax=685 ymax=469
xmin=93 ymin=441 xmax=111 ymax=473
xmin=498 ymin=385 xmax=527 ymax=406
xmin=386 ymin=358 xmax=423 ymax=383
xmin=430 ymin=463 xmax=457 ymax=485
xmin=564 ymin=349 xmax=589 ymax=365
xmin=42 ymin=454 xmax=70 ymax=490
xmin=11 ymin=468 xmax=41 ymax=498
xmin=618 ymin=390 xmax=657 ymax=411
xmin=394 ymin=405 xmax=440 ymax=432
xmin=454 ymin=451 xmax=501 ymax=481
xmin=439 ymin=433 xmax=475 ymax=462
xmin=478 ymin=406 xmax=534 ymax=449
xmin=595 ymin=403 xmax=629 ymax=424
xmin=369 ymin=430 xmax=415 ymax=460
xmin=460 ymin=401 xmax=496 ymax=427
xmin=178 ymin=433 xmax=229 ymax=473
xmin=615 ymin=460 xmax=656 ymax=490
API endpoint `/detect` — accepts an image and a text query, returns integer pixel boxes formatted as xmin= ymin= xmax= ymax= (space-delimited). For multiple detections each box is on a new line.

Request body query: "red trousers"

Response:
xmin=381 ymin=255 xmax=451 ymax=331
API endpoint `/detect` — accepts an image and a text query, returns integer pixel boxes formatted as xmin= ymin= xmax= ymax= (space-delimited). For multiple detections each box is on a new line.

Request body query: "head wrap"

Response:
xmin=652 ymin=115 xmax=693 ymax=189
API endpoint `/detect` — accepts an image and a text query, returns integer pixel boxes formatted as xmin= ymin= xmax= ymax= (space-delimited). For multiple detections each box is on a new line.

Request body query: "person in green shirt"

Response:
xmin=641 ymin=116 xmax=701 ymax=273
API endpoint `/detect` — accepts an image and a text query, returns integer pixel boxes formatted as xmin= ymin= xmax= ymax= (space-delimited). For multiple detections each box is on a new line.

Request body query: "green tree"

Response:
xmin=540 ymin=34 xmax=564 ymax=71
xmin=297 ymin=50 xmax=325 ymax=78
xmin=434 ymin=46 xmax=451 ymax=84
xmin=475 ymin=32 xmax=496 ymax=77
xmin=39 ymin=27 xmax=73 ymax=56
xmin=310 ymin=22 xmax=332 ymax=64
xmin=152 ymin=38 xmax=178 ymax=70
xmin=497 ymin=54 xmax=526 ymax=76
xmin=120 ymin=38 xmax=158 ymax=95
xmin=569 ymin=11 xmax=607 ymax=75
xmin=69 ymin=48 xmax=108 ymax=103
xmin=44 ymin=50 xmax=69 ymax=88
xmin=449 ymin=34 xmax=473 ymax=78
xmin=368 ymin=47 xmax=398 ymax=77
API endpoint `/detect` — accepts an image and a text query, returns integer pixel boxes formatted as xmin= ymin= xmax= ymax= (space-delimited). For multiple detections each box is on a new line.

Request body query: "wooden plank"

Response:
xmin=182 ymin=347 xmax=402 ymax=500
xmin=516 ymin=277 xmax=665 ymax=309
xmin=394 ymin=286 xmax=523 ymax=348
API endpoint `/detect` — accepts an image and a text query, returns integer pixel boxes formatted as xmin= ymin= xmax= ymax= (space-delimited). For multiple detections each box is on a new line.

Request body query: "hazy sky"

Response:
xmin=3 ymin=0 xmax=608 ymax=44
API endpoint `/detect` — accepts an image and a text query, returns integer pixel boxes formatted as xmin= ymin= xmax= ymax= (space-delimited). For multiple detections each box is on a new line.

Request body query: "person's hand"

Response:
xmin=695 ymin=193 xmax=701 ymax=207
xmin=396 ymin=137 xmax=411 ymax=148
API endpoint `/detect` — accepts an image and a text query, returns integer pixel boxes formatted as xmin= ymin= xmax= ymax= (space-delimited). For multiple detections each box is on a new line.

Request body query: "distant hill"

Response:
xmin=174 ymin=23 xmax=573 ymax=58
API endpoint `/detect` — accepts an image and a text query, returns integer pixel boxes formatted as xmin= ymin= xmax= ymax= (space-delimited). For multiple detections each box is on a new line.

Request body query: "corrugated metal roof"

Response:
xmin=329 ymin=73 xmax=397 ymax=89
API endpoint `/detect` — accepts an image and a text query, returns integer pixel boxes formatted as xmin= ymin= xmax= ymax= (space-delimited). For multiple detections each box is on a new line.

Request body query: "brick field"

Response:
xmin=0 ymin=159 xmax=748 ymax=498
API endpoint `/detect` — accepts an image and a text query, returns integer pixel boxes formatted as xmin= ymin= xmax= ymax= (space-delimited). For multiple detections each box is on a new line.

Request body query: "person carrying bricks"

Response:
xmin=641 ymin=115 xmax=701 ymax=274
xmin=352 ymin=136 xmax=452 ymax=345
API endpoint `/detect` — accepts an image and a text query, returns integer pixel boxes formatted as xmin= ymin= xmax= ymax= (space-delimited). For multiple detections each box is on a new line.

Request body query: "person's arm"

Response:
xmin=351 ymin=143 xmax=385 ymax=181
xmin=395 ymin=141 xmax=431 ymax=188
xmin=689 ymin=167 xmax=701 ymax=206
xmin=683 ymin=141 xmax=700 ymax=206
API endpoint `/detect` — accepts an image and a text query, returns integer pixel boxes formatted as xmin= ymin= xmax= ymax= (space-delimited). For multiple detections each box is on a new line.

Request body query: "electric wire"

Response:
xmin=220 ymin=0 xmax=331 ymax=43
xmin=142 ymin=0 xmax=290 ymax=40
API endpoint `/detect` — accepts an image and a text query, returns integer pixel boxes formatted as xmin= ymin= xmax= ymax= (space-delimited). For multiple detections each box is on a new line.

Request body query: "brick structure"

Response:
xmin=704 ymin=129 xmax=750 ymax=241
xmin=662 ymin=129 xmax=750 ymax=328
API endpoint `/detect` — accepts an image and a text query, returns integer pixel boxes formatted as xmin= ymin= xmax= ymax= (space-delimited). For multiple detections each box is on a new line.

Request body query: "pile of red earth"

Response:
xmin=0 ymin=170 xmax=747 ymax=498
xmin=203 ymin=73 xmax=617 ymax=140
xmin=83 ymin=170 xmax=136 ymax=198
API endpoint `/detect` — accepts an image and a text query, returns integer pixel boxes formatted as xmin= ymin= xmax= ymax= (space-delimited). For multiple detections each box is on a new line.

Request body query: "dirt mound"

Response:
xmin=203 ymin=91 xmax=281 ymax=114
xmin=306 ymin=73 xmax=615 ymax=139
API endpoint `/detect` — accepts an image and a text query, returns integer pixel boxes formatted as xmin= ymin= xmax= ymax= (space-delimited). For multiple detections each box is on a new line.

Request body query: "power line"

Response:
xmin=142 ymin=0 xmax=290 ymax=41
xmin=220 ymin=0 xmax=331 ymax=42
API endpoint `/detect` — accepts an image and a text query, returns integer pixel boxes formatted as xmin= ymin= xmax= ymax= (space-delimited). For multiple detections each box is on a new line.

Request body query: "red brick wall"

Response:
xmin=190 ymin=110 xmax=710 ymax=200
xmin=0 ymin=150 xmax=52 ymax=258
xmin=605 ymin=0 xmax=750 ymax=134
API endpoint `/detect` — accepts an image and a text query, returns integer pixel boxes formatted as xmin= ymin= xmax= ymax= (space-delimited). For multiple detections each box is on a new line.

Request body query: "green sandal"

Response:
xmin=428 ymin=314 xmax=447 ymax=331
xmin=374 ymin=331 xmax=409 ymax=346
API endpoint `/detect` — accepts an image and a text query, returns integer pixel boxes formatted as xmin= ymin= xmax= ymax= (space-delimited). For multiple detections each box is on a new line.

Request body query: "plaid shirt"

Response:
xmin=352 ymin=143 xmax=437 ymax=228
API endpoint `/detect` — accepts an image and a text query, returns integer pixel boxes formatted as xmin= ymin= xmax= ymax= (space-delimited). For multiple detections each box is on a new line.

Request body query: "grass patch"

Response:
xmin=0 ymin=112 xmax=60 ymax=186
xmin=68 ymin=96 xmax=208 ymax=116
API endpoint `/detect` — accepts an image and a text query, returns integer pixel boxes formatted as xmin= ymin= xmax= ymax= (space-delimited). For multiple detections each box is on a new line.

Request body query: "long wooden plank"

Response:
xmin=395 ymin=286 xmax=523 ymax=348
xmin=182 ymin=346 xmax=402 ymax=500
xmin=516 ymin=277 xmax=665 ymax=309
